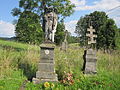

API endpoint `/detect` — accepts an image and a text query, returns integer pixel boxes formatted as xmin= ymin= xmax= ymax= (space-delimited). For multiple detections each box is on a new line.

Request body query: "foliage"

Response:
xmin=0 ymin=43 xmax=39 ymax=81
xmin=75 ymin=11 xmax=118 ymax=50
xmin=103 ymin=19 xmax=117 ymax=50
xmin=15 ymin=11 xmax=43 ymax=44
xmin=55 ymin=21 xmax=65 ymax=45
xmin=12 ymin=0 xmax=75 ymax=20
xmin=0 ymin=70 xmax=26 ymax=90
xmin=67 ymin=32 xmax=80 ymax=44
xmin=115 ymin=28 xmax=120 ymax=49
xmin=12 ymin=0 xmax=75 ymax=44
xmin=0 ymin=40 xmax=120 ymax=89
xmin=61 ymin=71 xmax=74 ymax=86
xmin=55 ymin=22 xmax=79 ymax=45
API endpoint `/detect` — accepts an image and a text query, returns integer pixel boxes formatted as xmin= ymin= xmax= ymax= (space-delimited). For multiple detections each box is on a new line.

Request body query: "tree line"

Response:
xmin=11 ymin=0 xmax=120 ymax=50
xmin=75 ymin=11 xmax=120 ymax=51
xmin=11 ymin=0 xmax=75 ymax=45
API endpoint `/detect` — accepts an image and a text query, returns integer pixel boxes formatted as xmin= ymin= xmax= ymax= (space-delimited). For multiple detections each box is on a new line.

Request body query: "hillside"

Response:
xmin=0 ymin=39 xmax=39 ymax=51
xmin=0 ymin=40 xmax=120 ymax=90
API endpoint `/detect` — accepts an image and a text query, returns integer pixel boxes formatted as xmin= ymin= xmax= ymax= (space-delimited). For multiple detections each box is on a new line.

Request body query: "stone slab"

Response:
xmin=62 ymin=42 xmax=67 ymax=51
xmin=40 ymin=46 xmax=54 ymax=61
xmin=38 ymin=63 xmax=55 ymax=72
xmin=40 ymin=43 xmax=55 ymax=48
xmin=84 ymin=62 xmax=97 ymax=74
xmin=40 ymin=59 xmax=54 ymax=63
xmin=83 ymin=49 xmax=97 ymax=74
xmin=36 ymin=71 xmax=57 ymax=79
xmin=86 ymin=49 xmax=96 ymax=55
xmin=32 ymin=77 xmax=58 ymax=84
xmin=33 ymin=43 xmax=58 ymax=83
xmin=86 ymin=55 xmax=97 ymax=62
xmin=85 ymin=58 xmax=97 ymax=62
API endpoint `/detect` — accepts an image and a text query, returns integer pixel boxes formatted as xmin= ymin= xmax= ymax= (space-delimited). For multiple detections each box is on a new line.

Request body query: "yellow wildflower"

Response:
xmin=51 ymin=83 xmax=55 ymax=88
xmin=44 ymin=82 xmax=50 ymax=88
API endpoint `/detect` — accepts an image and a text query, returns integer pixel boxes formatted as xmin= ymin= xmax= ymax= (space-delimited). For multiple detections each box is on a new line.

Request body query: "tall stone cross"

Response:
xmin=86 ymin=26 xmax=97 ymax=45
xmin=64 ymin=30 xmax=68 ymax=42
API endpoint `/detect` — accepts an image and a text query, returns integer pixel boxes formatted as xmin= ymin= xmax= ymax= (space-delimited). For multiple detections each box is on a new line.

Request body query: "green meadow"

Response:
xmin=0 ymin=39 xmax=120 ymax=90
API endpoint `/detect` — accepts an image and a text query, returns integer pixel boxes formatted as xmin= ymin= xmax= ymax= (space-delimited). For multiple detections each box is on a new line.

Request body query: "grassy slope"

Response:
xmin=0 ymin=40 xmax=120 ymax=90
xmin=0 ymin=39 xmax=39 ymax=51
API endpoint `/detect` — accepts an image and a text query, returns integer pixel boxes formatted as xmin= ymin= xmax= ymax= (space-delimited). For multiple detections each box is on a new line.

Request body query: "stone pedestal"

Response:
xmin=61 ymin=41 xmax=67 ymax=51
xmin=83 ymin=48 xmax=97 ymax=74
xmin=33 ymin=43 xmax=58 ymax=84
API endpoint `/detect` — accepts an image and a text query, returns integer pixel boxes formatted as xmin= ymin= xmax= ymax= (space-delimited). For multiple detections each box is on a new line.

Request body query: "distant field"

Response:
xmin=0 ymin=40 xmax=120 ymax=90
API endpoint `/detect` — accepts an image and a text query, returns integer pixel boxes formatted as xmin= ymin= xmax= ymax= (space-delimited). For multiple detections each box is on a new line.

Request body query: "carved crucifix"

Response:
xmin=86 ymin=26 xmax=97 ymax=45
xmin=43 ymin=7 xmax=58 ymax=42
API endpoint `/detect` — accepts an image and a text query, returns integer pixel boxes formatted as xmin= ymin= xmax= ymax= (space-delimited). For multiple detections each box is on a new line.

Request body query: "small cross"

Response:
xmin=86 ymin=26 xmax=97 ymax=44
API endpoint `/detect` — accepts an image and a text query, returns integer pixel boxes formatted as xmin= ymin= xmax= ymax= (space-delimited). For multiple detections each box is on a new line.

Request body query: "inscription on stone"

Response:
xmin=33 ymin=44 xmax=58 ymax=83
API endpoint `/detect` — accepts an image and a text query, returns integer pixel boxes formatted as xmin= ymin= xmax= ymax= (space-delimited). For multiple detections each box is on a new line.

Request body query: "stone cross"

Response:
xmin=61 ymin=30 xmax=68 ymax=51
xmin=64 ymin=30 xmax=68 ymax=42
xmin=86 ymin=26 xmax=97 ymax=44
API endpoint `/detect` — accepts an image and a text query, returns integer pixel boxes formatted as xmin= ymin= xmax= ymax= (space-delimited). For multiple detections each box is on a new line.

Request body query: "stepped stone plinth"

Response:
xmin=33 ymin=43 xmax=58 ymax=84
xmin=83 ymin=48 xmax=97 ymax=74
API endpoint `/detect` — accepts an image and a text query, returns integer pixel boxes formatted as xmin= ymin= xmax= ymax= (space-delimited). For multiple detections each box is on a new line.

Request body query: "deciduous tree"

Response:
xmin=75 ymin=11 xmax=118 ymax=50
xmin=15 ymin=11 xmax=43 ymax=44
xmin=12 ymin=0 xmax=75 ymax=44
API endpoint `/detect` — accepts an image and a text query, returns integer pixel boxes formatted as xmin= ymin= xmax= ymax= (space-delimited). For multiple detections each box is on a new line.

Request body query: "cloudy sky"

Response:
xmin=0 ymin=0 xmax=120 ymax=37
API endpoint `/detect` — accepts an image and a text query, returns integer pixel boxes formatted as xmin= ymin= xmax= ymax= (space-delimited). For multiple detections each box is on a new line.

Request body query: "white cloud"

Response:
xmin=92 ymin=0 xmax=120 ymax=10
xmin=71 ymin=0 xmax=120 ymax=11
xmin=113 ymin=17 xmax=120 ymax=28
xmin=67 ymin=0 xmax=120 ymax=35
xmin=0 ymin=20 xmax=15 ymax=37
xmin=65 ymin=20 xmax=78 ymax=36
xmin=70 ymin=0 xmax=86 ymax=6
xmin=108 ymin=8 xmax=120 ymax=28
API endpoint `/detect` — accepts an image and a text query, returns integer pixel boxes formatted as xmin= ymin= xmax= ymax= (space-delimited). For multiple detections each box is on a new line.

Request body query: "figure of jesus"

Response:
xmin=43 ymin=7 xmax=58 ymax=42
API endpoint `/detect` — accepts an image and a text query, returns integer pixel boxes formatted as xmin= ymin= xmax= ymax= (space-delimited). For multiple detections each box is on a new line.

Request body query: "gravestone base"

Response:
xmin=33 ymin=43 xmax=58 ymax=84
xmin=61 ymin=41 xmax=67 ymax=51
xmin=83 ymin=48 xmax=97 ymax=74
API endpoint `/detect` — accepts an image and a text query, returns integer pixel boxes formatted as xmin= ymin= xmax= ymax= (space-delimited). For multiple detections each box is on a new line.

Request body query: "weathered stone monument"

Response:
xmin=33 ymin=7 xmax=58 ymax=83
xmin=43 ymin=7 xmax=58 ymax=42
xmin=86 ymin=26 xmax=97 ymax=45
xmin=61 ymin=30 xmax=68 ymax=51
xmin=83 ymin=26 xmax=97 ymax=74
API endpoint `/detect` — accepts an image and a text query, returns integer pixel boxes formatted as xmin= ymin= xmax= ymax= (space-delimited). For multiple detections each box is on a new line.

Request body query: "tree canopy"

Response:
xmin=75 ymin=11 xmax=118 ymax=50
xmin=115 ymin=28 xmax=120 ymax=49
xmin=12 ymin=0 xmax=75 ymax=21
xmin=15 ymin=11 xmax=43 ymax=44
xmin=55 ymin=21 xmax=65 ymax=45
xmin=12 ymin=0 xmax=75 ymax=44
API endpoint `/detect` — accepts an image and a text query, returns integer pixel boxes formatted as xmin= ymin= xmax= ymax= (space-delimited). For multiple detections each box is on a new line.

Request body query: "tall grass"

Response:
xmin=0 ymin=41 xmax=120 ymax=89
xmin=0 ymin=43 xmax=40 ymax=89
xmin=97 ymin=50 xmax=120 ymax=73
xmin=0 ymin=39 xmax=39 ymax=51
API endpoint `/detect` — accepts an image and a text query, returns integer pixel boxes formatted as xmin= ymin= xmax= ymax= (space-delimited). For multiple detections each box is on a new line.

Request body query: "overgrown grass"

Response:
xmin=0 ymin=69 xmax=26 ymax=90
xmin=0 ymin=39 xmax=39 ymax=51
xmin=0 ymin=40 xmax=120 ymax=90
